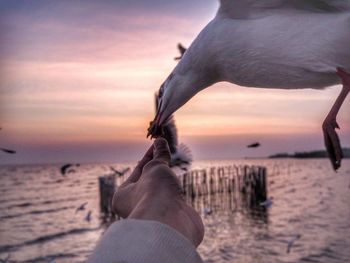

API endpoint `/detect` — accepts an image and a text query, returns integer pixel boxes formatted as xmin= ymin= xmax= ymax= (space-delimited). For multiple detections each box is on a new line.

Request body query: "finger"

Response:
xmin=124 ymin=144 xmax=154 ymax=184
xmin=112 ymin=184 xmax=135 ymax=218
xmin=153 ymin=137 xmax=171 ymax=165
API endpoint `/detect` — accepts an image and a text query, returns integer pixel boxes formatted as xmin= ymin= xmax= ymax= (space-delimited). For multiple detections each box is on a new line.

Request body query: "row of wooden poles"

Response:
xmin=98 ymin=164 xmax=268 ymax=216
xmin=181 ymin=165 xmax=267 ymax=207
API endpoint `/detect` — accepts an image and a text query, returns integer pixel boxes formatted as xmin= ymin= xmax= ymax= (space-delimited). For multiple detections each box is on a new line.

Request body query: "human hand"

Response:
xmin=112 ymin=138 xmax=204 ymax=247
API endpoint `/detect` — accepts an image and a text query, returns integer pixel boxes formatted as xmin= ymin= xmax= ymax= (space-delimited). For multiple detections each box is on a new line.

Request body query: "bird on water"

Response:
xmin=60 ymin=163 xmax=80 ymax=176
xmin=148 ymin=0 xmax=350 ymax=170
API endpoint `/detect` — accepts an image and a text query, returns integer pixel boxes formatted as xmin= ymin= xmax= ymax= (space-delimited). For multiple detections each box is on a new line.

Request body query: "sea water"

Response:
xmin=0 ymin=159 xmax=349 ymax=262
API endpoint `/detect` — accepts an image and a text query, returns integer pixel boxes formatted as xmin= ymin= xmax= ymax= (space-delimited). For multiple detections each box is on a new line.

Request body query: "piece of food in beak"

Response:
xmin=147 ymin=120 xmax=164 ymax=138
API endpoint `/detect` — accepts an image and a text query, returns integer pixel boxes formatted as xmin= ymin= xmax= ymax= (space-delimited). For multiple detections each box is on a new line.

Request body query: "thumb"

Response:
xmin=153 ymin=137 xmax=171 ymax=165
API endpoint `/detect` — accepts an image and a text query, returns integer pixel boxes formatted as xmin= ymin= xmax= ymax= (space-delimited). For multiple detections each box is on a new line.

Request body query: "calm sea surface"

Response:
xmin=0 ymin=159 xmax=349 ymax=263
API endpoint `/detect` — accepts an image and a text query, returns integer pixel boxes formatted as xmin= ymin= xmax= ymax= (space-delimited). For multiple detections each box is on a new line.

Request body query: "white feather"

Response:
xmin=170 ymin=143 xmax=193 ymax=167
xmin=218 ymin=0 xmax=350 ymax=19
xmin=174 ymin=13 xmax=350 ymax=90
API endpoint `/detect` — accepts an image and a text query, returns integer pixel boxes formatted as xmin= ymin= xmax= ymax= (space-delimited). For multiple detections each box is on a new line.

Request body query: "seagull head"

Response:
xmin=147 ymin=72 xmax=198 ymax=138
xmin=147 ymin=60 xmax=217 ymax=138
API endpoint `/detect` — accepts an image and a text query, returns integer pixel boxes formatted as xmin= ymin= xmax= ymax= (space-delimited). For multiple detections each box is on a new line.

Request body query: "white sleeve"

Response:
xmin=87 ymin=219 xmax=203 ymax=263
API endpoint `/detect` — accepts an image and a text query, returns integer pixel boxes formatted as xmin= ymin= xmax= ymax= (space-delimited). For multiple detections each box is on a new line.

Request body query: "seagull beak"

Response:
xmin=147 ymin=99 xmax=164 ymax=138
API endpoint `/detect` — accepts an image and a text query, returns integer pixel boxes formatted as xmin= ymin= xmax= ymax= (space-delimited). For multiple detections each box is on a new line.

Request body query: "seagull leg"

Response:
xmin=322 ymin=68 xmax=350 ymax=170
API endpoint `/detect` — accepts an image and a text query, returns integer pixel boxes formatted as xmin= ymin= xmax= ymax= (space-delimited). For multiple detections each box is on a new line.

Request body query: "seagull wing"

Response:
xmin=173 ymin=143 xmax=193 ymax=165
xmin=75 ymin=202 xmax=88 ymax=213
xmin=60 ymin=164 xmax=73 ymax=175
xmin=218 ymin=0 xmax=350 ymax=19
xmin=109 ymin=166 xmax=122 ymax=176
xmin=120 ymin=167 xmax=130 ymax=175
xmin=170 ymin=143 xmax=193 ymax=170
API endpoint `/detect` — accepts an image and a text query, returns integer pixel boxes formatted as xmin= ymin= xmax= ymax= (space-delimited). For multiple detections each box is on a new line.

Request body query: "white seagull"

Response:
xmin=147 ymin=0 xmax=350 ymax=170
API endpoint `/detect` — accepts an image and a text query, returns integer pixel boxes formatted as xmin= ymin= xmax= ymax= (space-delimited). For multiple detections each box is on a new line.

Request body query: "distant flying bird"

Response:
xmin=287 ymin=234 xmax=302 ymax=253
xmin=0 ymin=148 xmax=16 ymax=154
xmin=174 ymin=43 xmax=187 ymax=60
xmin=247 ymin=142 xmax=261 ymax=148
xmin=85 ymin=210 xmax=92 ymax=222
xmin=147 ymin=0 xmax=350 ymax=171
xmin=0 ymin=129 xmax=16 ymax=154
xmin=151 ymin=93 xmax=193 ymax=170
xmin=75 ymin=202 xmax=88 ymax=213
xmin=109 ymin=167 xmax=130 ymax=177
xmin=60 ymin=163 xmax=80 ymax=176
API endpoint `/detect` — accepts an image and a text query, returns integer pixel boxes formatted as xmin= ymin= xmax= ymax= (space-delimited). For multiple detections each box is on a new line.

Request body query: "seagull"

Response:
xmin=147 ymin=0 xmax=350 ymax=171
xmin=60 ymin=163 xmax=80 ymax=176
xmin=247 ymin=142 xmax=261 ymax=148
xmin=109 ymin=167 xmax=130 ymax=177
xmin=0 ymin=148 xmax=16 ymax=154
xmin=260 ymin=197 xmax=274 ymax=209
xmin=0 ymin=128 xmax=16 ymax=154
xmin=151 ymin=93 xmax=193 ymax=170
xmin=85 ymin=210 xmax=92 ymax=222
xmin=75 ymin=202 xmax=88 ymax=213
xmin=174 ymin=43 xmax=187 ymax=60
xmin=286 ymin=234 xmax=302 ymax=253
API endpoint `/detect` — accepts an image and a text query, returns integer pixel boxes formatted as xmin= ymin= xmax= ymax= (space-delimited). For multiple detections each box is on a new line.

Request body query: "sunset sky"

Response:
xmin=1 ymin=0 xmax=349 ymax=165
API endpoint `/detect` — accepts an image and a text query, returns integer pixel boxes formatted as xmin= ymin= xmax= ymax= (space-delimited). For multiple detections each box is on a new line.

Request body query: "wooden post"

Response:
xmin=182 ymin=172 xmax=188 ymax=195
xmin=99 ymin=174 xmax=116 ymax=215
xmin=209 ymin=167 xmax=215 ymax=195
